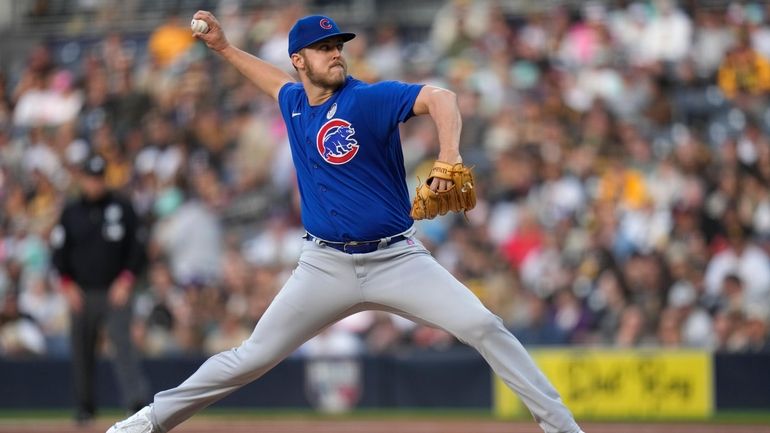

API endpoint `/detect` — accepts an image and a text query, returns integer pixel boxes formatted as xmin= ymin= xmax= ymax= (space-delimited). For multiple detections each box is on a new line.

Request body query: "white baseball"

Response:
xmin=190 ymin=19 xmax=209 ymax=34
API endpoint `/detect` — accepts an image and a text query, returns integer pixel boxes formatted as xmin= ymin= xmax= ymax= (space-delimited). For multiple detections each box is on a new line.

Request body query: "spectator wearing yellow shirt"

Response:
xmin=148 ymin=12 xmax=196 ymax=68
xmin=596 ymin=155 xmax=650 ymax=211
xmin=718 ymin=34 xmax=770 ymax=99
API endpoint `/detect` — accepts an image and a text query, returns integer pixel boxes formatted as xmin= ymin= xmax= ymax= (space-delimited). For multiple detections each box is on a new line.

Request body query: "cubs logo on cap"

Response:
xmin=288 ymin=15 xmax=356 ymax=56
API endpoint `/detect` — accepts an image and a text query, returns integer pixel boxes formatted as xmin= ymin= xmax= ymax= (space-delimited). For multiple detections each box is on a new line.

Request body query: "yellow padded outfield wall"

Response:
xmin=494 ymin=349 xmax=713 ymax=419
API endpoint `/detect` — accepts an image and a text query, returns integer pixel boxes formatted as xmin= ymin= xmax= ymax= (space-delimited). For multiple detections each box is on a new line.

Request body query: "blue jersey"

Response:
xmin=278 ymin=76 xmax=423 ymax=242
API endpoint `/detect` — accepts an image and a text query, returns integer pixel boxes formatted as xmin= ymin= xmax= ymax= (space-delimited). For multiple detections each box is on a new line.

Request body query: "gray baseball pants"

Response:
xmin=149 ymin=236 xmax=582 ymax=433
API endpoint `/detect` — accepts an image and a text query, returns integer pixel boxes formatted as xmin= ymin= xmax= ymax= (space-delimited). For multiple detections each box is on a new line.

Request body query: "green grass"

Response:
xmin=0 ymin=408 xmax=769 ymax=424
xmin=711 ymin=410 xmax=770 ymax=424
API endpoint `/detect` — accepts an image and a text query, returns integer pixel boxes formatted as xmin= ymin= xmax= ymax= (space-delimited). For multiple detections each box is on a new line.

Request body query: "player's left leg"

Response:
xmin=110 ymin=241 xmax=366 ymax=433
xmin=361 ymin=238 xmax=583 ymax=433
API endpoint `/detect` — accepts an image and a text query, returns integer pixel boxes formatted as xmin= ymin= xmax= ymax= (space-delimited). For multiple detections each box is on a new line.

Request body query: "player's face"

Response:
xmin=300 ymin=37 xmax=348 ymax=89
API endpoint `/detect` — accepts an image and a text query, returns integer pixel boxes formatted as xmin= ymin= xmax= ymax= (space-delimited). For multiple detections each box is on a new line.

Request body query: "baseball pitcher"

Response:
xmin=107 ymin=11 xmax=584 ymax=433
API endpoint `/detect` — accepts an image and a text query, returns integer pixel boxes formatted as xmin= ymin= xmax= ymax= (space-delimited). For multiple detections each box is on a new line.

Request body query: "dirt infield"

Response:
xmin=2 ymin=418 xmax=770 ymax=433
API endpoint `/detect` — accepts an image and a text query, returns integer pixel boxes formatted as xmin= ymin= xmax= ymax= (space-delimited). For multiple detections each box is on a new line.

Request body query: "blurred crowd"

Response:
xmin=2 ymin=0 xmax=770 ymax=360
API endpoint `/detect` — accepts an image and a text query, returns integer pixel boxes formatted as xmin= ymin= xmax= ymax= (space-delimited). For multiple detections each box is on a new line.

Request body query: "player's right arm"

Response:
xmin=193 ymin=10 xmax=294 ymax=101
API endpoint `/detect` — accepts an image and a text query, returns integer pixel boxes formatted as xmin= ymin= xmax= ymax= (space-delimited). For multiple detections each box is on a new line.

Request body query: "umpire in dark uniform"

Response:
xmin=51 ymin=154 xmax=149 ymax=424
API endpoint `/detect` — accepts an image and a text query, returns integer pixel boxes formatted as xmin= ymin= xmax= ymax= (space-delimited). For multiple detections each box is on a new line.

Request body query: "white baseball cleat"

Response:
xmin=106 ymin=406 xmax=155 ymax=433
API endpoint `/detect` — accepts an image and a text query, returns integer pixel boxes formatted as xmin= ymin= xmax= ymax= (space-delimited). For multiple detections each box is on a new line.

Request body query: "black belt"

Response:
xmin=304 ymin=233 xmax=408 ymax=254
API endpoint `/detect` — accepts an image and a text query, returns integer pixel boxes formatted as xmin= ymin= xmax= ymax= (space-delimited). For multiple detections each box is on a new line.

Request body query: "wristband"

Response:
xmin=58 ymin=275 xmax=75 ymax=293
xmin=119 ymin=270 xmax=136 ymax=285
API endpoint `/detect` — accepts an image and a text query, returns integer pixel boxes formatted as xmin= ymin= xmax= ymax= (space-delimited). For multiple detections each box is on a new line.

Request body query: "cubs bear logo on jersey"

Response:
xmin=316 ymin=118 xmax=359 ymax=164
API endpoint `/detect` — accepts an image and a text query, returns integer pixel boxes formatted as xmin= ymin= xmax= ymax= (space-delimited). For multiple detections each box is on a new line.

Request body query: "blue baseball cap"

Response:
xmin=288 ymin=15 xmax=356 ymax=56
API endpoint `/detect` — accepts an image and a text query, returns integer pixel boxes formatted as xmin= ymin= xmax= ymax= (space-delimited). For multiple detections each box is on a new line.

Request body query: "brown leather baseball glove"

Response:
xmin=410 ymin=160 xmax=476 ymax=220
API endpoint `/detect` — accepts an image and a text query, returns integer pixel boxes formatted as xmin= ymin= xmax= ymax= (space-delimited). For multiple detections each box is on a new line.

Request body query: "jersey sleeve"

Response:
xmin=278 ymin=82 xmax=303 ymax=121
xmin=359 ymin=81 xmax=424 ymax=128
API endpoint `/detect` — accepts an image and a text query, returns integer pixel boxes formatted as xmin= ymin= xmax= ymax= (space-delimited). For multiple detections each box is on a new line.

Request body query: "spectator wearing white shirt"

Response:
xmin=704 ymin=223 xmax=770 ymax=310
